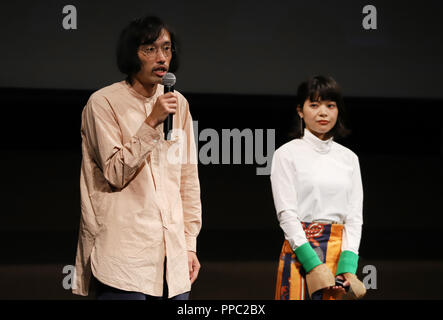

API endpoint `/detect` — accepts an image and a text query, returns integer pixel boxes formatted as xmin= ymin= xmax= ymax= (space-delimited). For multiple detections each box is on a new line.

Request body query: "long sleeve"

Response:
xmin=179 ymin=101 xmax=202 ymax=252
xmin=82 ymin=94 xmax=161 ymax=189
xmin=341 ymin=154 xmax=363 ymax=254
xmin=337 ymin=154 xmax=363 ymax=275
xmin=270 ymin=149 xmax=309 ymax=250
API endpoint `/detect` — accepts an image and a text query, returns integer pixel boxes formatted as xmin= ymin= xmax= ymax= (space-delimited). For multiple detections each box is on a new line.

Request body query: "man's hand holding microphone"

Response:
xmin=145 ymin=91 xmax=177 ymax=129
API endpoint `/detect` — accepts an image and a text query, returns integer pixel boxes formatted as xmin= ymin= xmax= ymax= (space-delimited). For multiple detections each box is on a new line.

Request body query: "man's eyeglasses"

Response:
xmin=140 ymin=44 xmax=174 ymax=58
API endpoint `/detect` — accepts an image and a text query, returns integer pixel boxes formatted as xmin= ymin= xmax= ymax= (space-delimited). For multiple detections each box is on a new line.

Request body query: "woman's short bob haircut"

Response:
xmin=292 ymin=75 xmax=351 ymax=140
xmin=116 ymin=15 xmax=179 ymax=85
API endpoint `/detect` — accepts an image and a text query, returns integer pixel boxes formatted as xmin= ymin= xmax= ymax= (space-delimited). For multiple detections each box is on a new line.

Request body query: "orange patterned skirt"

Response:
xmin=275 ymin=222 xmax=344 ymax=300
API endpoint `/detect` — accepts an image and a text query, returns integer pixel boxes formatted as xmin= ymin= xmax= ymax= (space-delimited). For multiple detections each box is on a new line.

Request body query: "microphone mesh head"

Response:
xmin=162 ymin=73 xmax=176 ymax=86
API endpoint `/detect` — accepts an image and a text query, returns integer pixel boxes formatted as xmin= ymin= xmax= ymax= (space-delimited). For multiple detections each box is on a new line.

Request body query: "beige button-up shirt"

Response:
xmin=72 ymin=81 xmax=202 ymax=298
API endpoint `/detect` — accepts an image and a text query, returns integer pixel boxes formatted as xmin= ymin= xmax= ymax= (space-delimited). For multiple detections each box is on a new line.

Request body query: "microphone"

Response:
xmin=162 ymin=72 xmax=176 ymax=140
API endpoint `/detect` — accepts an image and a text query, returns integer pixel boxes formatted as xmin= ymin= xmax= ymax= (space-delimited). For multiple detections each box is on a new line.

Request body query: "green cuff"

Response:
xmin=294 ymin=242 xmax=322 ymax=273
xmin=336 ymin=250 xmax=359 ymax=275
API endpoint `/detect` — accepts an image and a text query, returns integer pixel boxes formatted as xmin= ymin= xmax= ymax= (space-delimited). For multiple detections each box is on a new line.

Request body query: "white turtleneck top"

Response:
xmin=270 ymin=128 xmax=363 ymax=254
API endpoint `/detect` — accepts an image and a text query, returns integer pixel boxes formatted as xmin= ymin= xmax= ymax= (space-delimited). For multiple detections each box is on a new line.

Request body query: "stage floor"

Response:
xmin=0 ymin=260 xmax=441 ymax=300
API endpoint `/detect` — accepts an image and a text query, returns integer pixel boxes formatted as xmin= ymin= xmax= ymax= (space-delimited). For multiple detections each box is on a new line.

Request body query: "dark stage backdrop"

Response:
xmin=1 ymin=87 xmax=442 ymax=264
xmin=1 ymin=0 xmax=443 ymax=98
xmin=0 ymin=0 xmax=442 ymax=300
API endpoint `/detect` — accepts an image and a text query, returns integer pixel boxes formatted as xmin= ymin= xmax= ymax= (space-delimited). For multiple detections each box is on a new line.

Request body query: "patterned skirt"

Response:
xmin=275 ymin=222 xmax=344 ymax=300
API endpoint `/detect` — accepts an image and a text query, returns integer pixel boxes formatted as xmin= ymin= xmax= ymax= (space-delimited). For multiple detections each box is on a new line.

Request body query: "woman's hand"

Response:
xmin=325 ymin=274 xmax=350 ymax=299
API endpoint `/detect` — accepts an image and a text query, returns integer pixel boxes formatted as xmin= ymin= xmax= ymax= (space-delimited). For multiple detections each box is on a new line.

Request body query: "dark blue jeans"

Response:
xmin=95 ymin=278 xmax=190 ymax=300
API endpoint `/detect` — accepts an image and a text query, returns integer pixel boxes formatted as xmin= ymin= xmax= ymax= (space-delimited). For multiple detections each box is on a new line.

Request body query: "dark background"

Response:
xmin=1 ymin=0 xmax=443 ymax=98
xmin=0 ymin=0 xmax=442 ymax=299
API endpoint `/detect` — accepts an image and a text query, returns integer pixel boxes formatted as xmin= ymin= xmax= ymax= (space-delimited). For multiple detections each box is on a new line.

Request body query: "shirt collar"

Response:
xmin=302 ymin=128 xmax=334 ymax=154
xmin=123 ymin=80 xmax=162 ymax=102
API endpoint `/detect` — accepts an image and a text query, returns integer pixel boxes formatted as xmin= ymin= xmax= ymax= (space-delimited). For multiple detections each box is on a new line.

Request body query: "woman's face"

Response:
xmin=297 ymin=98 xmax=338 ymax=140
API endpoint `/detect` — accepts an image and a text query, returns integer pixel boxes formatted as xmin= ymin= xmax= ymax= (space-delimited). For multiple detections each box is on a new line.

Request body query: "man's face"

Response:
xmin=135 ymin=28 xmax=172 ymax=86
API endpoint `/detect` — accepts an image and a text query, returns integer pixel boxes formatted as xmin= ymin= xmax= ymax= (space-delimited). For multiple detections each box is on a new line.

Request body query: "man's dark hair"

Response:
xmin=292 ymin=75 xmax=350 ymax=139
xmin=116 ymin=16 xmax=179 ymax=84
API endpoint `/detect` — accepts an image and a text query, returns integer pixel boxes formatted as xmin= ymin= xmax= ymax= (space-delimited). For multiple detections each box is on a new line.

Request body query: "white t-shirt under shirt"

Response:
xmin=270 ymin=128 xmax=363 ymax=255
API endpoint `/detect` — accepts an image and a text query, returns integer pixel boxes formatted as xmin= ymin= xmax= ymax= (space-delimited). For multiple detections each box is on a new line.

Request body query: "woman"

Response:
xmin=271 ymin=75 xmax=366 ymax=300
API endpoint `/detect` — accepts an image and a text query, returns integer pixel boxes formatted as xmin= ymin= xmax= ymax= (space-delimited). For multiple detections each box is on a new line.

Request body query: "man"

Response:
xmin=72 ymin=16 xmax=202 ymax=300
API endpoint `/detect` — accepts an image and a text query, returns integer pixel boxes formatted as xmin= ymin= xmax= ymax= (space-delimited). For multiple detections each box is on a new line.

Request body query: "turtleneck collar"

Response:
xmin=302 ymin=128 xmax=334 ymax=154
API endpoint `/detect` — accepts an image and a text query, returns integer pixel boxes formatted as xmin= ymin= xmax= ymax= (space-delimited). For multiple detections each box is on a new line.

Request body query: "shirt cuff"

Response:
xmin=336 ymin=250 xmax=359 ymax=275
xmin=136 ymin=121 xmax=162 ymax=146
xmin=185 ymin=235 xmax=197 ymax=252
xmin=294 ymin=242 xmax=322 ymax=273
